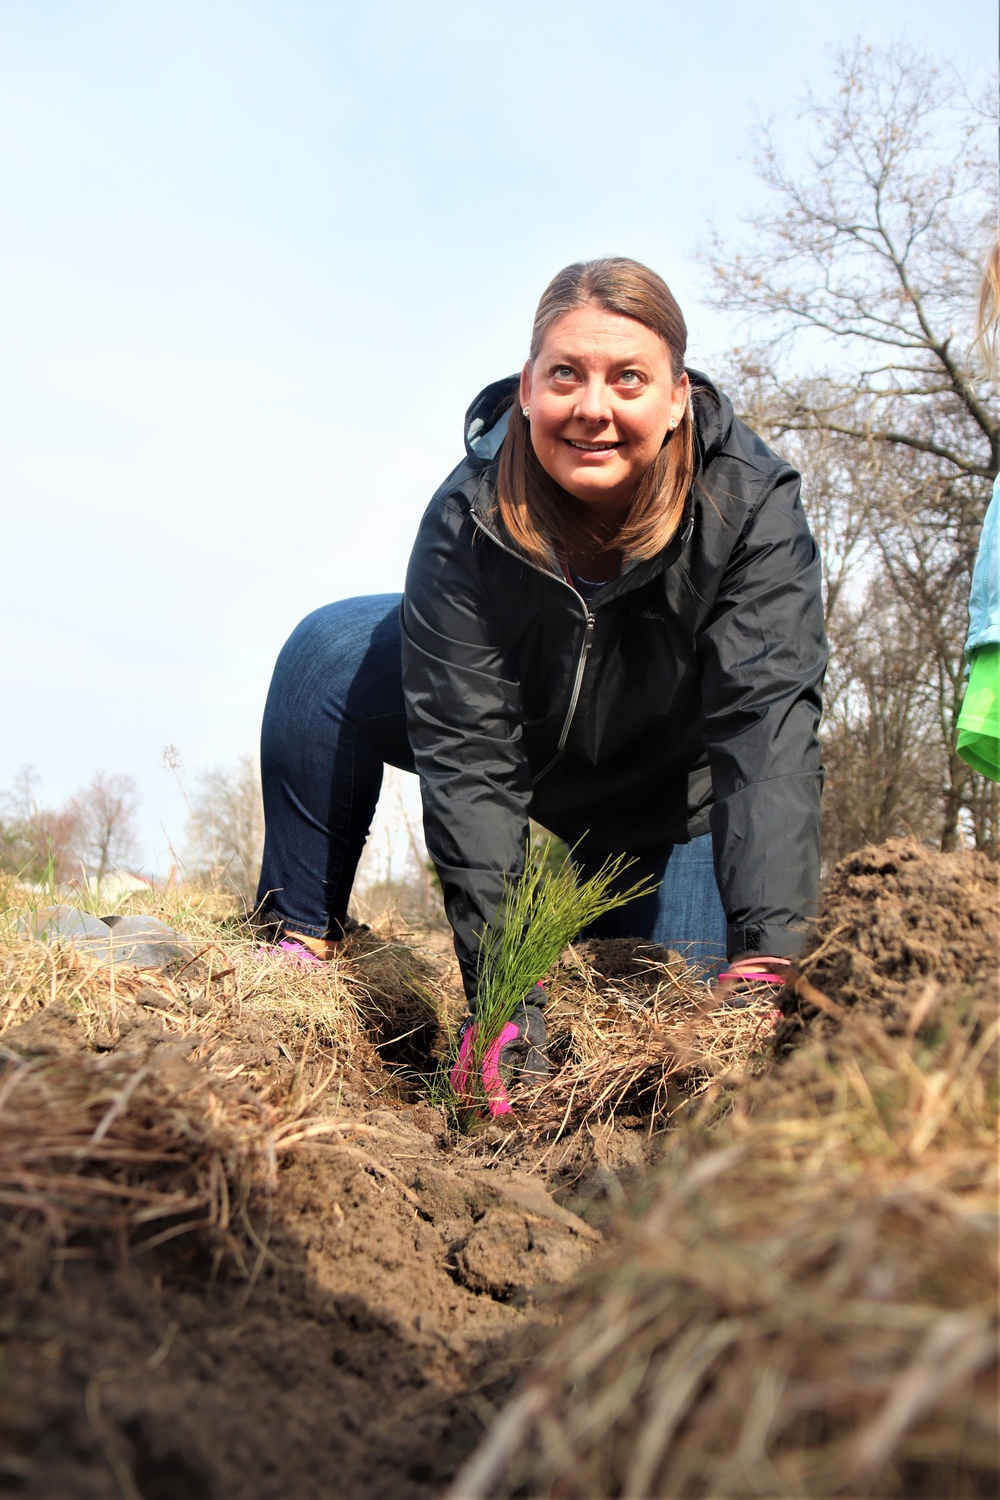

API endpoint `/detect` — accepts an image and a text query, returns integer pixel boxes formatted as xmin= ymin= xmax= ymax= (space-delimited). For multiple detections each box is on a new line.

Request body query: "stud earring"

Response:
xmin=522 ymin=405 xmax=530 ymax=418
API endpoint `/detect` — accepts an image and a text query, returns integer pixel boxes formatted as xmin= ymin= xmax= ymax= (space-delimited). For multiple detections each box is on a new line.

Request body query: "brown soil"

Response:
xmin=0 ymin=936 xmax=652 ymax=1500
xmin=796 ymin=838 xmax=998 ymax=1027
xmin=3 ymin=844 xmax=996 ymax=1499
xmin=1 ymin=1103 xmax=593 ymax=1499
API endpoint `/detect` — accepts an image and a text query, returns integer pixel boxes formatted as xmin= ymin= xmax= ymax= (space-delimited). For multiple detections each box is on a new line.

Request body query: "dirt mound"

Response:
xmin=798 ymin=838 xmax=998 ymax=1027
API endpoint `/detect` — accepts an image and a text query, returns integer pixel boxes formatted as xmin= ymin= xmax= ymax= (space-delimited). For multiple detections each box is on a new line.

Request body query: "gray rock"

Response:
xmin=21 ymin=906 xmax=110 ymax=945
xmin=19 ymin=905 xmax=194 ymax=971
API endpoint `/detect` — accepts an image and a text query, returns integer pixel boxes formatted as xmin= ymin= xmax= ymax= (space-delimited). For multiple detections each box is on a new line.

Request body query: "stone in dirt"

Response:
xmin=20 ymin=904 xmax=194 ymax=971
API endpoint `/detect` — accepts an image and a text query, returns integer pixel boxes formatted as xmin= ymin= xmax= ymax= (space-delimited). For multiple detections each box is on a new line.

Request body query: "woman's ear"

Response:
xmin=519 ymin=361 xmax=532 ymax=411
xmin=672 ymin=370 xmax=691 ymax=426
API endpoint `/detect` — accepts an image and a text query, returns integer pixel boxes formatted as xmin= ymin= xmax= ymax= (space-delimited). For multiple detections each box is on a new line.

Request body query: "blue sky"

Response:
xmin=1 ymin=0 xmax=994 ymax=871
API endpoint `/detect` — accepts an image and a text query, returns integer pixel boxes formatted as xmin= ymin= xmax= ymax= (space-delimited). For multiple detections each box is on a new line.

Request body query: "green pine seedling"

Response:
xmin=452 ymin=843 xmax=657 ymax=1120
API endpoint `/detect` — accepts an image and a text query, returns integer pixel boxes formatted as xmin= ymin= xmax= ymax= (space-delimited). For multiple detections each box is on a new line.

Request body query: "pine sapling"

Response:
xmin=452 ymin=844 xmax=657 ymax=1117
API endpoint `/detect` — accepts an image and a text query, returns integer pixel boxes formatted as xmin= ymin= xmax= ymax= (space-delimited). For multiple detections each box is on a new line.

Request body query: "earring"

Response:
xmin=522 ymin=405 xmax=530 ymax=418
xmin=669 ymin=418 xmax=678 ymax=429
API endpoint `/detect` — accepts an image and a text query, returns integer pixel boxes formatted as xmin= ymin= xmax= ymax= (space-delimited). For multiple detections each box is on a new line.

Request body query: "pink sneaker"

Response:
xmin=257 ymin=938 xmax=325 ymax=968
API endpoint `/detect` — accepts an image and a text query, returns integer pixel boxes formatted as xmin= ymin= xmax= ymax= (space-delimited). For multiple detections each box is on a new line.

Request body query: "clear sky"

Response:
xmin=1 ymin=0 xmax=994 ymax=872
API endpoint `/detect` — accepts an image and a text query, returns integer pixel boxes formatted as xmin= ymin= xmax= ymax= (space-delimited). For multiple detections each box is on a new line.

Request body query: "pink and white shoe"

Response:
xmin=257 ymin=937 xmax=325 ymax=968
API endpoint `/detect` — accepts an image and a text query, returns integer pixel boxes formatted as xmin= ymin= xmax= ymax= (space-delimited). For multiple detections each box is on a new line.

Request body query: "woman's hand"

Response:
xmin=722 ymin=954 xmax=793 ymax=985
xmin=715 ymin=954 xmax=792 ymax=1011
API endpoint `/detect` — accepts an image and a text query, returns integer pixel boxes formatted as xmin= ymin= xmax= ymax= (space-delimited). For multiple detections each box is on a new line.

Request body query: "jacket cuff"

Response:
xmin=726 ymin=923 xmax=808 ymax=963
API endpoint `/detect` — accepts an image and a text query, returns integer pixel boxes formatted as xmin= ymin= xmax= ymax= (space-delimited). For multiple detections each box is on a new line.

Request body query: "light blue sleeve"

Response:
xmin=966 ymin=474 xmax=1000 ymax=656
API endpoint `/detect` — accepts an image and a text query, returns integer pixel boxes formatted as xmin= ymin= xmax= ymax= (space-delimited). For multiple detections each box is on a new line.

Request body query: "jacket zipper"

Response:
xmin=470 ymin=507 xmax=595 ymax=784
xmin=532 ymin=610 xmax=595 ymax=782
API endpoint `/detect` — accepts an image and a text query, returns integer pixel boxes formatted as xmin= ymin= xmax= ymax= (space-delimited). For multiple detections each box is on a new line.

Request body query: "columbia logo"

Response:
xmin=632 ymin=608 xmax=665 ymax=622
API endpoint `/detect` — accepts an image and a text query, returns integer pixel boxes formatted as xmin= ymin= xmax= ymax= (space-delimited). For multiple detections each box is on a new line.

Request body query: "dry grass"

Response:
xmin=0 ymin=875 xmax=366 ymax=1056
xmin=451 ymin=975 xmax=999 ymax=1499
xmin=508 ymin=941 xmax=775 ymax=1138
xmin=0 ymin=1043 xmax=336 ymax=1274
xmin=0 ymin=877 xmax=375 ymax=1271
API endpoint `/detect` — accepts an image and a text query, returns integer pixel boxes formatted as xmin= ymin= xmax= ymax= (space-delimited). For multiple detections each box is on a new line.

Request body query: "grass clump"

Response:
xmin=0 ymin=878 xmax=375 ymax=1275
xmin=525 ymin=942 xmax=774 ymax=1139
xmin=448 ymin=975 xmax=999 ymax=1499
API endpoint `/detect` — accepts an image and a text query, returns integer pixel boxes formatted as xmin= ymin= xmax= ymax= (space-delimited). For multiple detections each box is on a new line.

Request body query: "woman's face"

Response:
xmin=519 ymin=302 xmax=689 ymax=525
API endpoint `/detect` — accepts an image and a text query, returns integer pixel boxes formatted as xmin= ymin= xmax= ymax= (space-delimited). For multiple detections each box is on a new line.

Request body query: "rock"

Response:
xmin=21 ymin=906 xmax=109 ymax=945
xmin=96 ymin=914 xmax=194 ymax=971
xmin=19 ymin=906 xmax=194 ymax=972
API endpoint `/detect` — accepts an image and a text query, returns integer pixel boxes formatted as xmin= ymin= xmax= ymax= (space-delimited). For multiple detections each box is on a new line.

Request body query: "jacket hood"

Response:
xmin=463 ymin=370 xmax=734 ymax=472
xmin=465 ymin=376 xmax=519 ymax=461
xmin=688 ymin=372 xmax=733 ymax=471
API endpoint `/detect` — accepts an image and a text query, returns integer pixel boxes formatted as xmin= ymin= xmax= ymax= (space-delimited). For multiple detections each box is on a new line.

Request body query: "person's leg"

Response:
xmin=651 ymin=834 xmax=727 ymax=969
xmin=576 ymin=833 xmax=727 ymax=973
xmin=256 ymin=596 xmax=413 ymax=947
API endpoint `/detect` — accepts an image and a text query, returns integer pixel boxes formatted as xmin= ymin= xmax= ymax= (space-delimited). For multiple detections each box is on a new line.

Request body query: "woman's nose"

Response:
xmin=575 ymin=377 xmax=613 ymax=423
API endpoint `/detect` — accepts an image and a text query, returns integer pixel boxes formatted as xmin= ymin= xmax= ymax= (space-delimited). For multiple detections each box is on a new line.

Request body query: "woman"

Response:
xmin=256 ymin=258 xmax=827 ymax=1091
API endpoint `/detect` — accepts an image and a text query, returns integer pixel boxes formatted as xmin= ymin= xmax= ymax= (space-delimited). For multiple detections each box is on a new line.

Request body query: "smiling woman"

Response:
xmin=254 ymin=257 xmax=828 ymax=1112
xmin=502 ymin=260 xmax=693 ymax=574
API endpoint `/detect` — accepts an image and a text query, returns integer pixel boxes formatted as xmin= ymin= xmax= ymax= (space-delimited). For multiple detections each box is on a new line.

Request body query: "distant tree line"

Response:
xmin=177 ymin=750 xmax=265 ymax=907
xmin=0 ymin=767 xmax=141 ymax=886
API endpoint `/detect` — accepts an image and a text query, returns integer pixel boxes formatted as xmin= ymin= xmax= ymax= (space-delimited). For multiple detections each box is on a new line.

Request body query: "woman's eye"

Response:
xmin=617 ymin=370 xmax=643 ymax=387
xmin=552 ymin=365 xmax=576 ymax=381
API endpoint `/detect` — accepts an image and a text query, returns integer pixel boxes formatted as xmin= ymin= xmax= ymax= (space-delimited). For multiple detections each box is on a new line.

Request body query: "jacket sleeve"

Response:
xmin=698 ymin=466 xmax=827 ymax=960
xmin=401 ymin=495 xmax=532 ymax=999
xmin=965 ymin=477 xmax=1000 ymax=656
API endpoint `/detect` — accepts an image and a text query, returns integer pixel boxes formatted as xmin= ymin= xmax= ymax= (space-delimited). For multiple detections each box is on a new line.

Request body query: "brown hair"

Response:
xmin=495 ymin=257 xmax=696 ymax=565
xmin=974 ymin=232 xmax=1000 ymax=380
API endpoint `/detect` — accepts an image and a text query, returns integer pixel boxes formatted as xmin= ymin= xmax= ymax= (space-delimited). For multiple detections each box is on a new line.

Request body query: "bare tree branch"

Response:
xmin=707 ymin=39 xmax=996 ymax=854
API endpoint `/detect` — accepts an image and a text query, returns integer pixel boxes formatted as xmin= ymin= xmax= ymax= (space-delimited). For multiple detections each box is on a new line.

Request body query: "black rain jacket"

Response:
xmin=402 ymin=373 xmax=827 ymax=999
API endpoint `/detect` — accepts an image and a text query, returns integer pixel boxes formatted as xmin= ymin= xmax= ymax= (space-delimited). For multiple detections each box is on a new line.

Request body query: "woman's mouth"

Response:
xmin=564 ymin=439 xmax=620 ymax=453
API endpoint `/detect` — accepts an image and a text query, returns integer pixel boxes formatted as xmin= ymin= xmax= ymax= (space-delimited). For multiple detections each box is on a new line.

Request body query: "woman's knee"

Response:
xmin=273 ymin=596 xmax=403 ymax=697
xmin=262 ymin=595 xmax=410 ymax=769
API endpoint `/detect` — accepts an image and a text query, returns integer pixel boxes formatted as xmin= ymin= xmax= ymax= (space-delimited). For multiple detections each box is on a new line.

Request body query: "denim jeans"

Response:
xmin=257 ymin=596 xmax=728 ymax=969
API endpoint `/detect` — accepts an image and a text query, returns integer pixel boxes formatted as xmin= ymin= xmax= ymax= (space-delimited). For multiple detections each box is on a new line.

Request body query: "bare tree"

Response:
xmin=0 ymin=766 xmax=81 ymax=884
xmin=352 ymin=768 xmax=445 ymax=927
xmin=821 ymin=578 xmax=945 ymax=864
xmin=67 ymin=772 xmax=141 ymax=884
xmin=706 ymin=39 xmax=997 ymax=855
xmin=185 ymin=753 xmax=264 ymax=904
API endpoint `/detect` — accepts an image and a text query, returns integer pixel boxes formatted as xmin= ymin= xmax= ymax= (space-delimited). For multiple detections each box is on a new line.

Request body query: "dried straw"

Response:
xmin=450 ymin=974 xmax=999 ymax=1498
xmin=509 ymin=944 xmax=774 ymax=1138
xmin=0 ymin=882 xmax=372 ymax=1270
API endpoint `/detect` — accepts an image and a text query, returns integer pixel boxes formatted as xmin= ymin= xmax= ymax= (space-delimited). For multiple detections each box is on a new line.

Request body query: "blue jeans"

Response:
xmin=257 ymin=596 xmax=728 ymax=968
